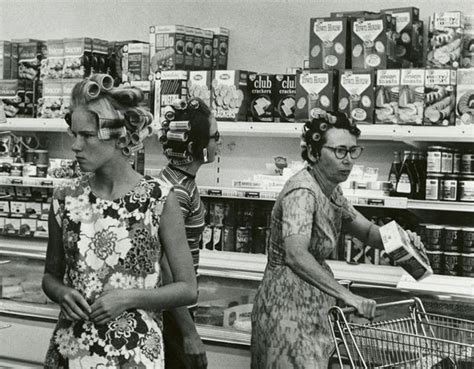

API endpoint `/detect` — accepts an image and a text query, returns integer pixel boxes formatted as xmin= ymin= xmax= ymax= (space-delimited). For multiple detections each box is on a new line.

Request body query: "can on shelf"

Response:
xmin=461 ymin=151 xmax=474 ymax=174
xmin=443 ymin=251 xmax=461 ymax=276
xmin=36 ymin=164 xmax=48 ymax=177
xmin=426 ymin=250 xmax=443 ymax=275
xmin=443 ymin=226 xmax=461 ymax=251
xmin=235 ymin=226 xmax=251 ymax=253
xmin=440 ymin=148 xmax=453 ymax=173
xmin=460 ymin=252 xmax=474 ymax=277
xmin=222 ymin=225 xmax=235 ymax=252
xmin=426 ymin=146 xmax=444 ymax=173
xmin=252 ymin=226 xmax=268 ymax=254
xmin=441 ymin=175 xmax=458 ymax=201
xmin=453 ymin=149 xmax=461 ymax=174
xmin=35 ymin=150 xmax=49 ymax=165
xmin=425 ymin=224 xmax=444 ymax=250
xmin=461 ymin=227 xmax=474 ymax=251
xmin=10 ymin=162 xmax=23 ymax=176
xmin=425 ymin=173 xmax=443 ymax=200
xmin=458 ymin=175 xmax=474 ymax=202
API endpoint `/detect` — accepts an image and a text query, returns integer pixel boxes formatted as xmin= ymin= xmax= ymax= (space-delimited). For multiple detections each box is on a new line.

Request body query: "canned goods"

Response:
xmin=22 ymin=163 xmax=37 ymax=177
xmin=426 ymin=146 xmax=443 ymax=173
xmin=425 ymin=173 xmax=443 ymax=200
xmin=425 ymin=224 xmax=443 ymax=250
xmin=440 ymin=149 xmax=453 ymax=173
xmin=443 ymin=226 xmax=461 ymax=251
xmin=36 ymin=164 xmax=48 ymax=178
xmin=10 ymin=163 xmax=23 ymax=177
xmin=441 ymin=175 xmax=458 ymax=201
xmin=35 ymin=150 xmax=49 ymax=165
xmin=460 ymin=253 xmax=474 ymax=277
xmin=235 ymin=227 xmax=251 ymax=253
xmin=213 ymin=225 xmax=222 ymax=251
xmin=453 ymin=149 xmax=461 ymax=173
xmin=426 ymin=251 xmax=443 ymax=274
xmin=458 ymin=175 xmax=474 ymax=202
xmin=25 ymin=150 xmax=36 ymax=163
xmin=222 ymin=226 xmax=235 ymax=252
xmin=461 ymin=227 xmax=474 ymax=251
xmin=443 ymin=252 xmax=460 ymax=276
xmin=252 ymin=227 xmax=267 ymax=254
xmin=461 ymin=152 xmax=474 ymax=173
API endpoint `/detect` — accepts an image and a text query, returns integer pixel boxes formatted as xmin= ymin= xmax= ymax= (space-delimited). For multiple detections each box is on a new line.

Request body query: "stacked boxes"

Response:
xmin=205 ymin=27 xmax=230 ymax=70
xmin=273 ymin=74 xmax=296 ymax=123
xmin=309 ymin=17 xmax=348 ymax=70
xmin=456 ymin=68 xmax=474 ymax=124
xmin=0 ymin=41 xmax=12 ymax=79
xmin=398 ymin=69 xmax=425 ymax=124
xmin=0 ymin=80 xmax=21 ymax=117
xmin=17 ymin=40 xmax=45 ymax=80
xmin=423 ymin=69 xmax=457 ymax=126
xmin=375 ymin=69 xmax=400 ymax=123
xmin=41 ymin=39 xmax=64 ymax=80
xmin=156 ymin=70 xmax=188 ymax=118
xmin=338 ymin=70 xmax=375 ymax=124
xmin=149 ymin=25 xmax=187 ymax=73
xmin=184 ymin=26 xmax=195 ymax=70
xmin=202 ymin=29 xmax=214 ymax=70
xmin=38 ymin=80 xmax=62 ymax=118
xmin=63 ymin=37 xmax=92 ymax=79
xmin=211 ymin=70 xmax=249 ymax=121
xmin=188 ymin=70 xmax=211 ymax=106
xmin=461 ymin=14 xmax=474 ymax=68
xmin=124 ymin=43 xmax=150 ymax=81
xmin=247 ymin=73 xmax=274 ymax=122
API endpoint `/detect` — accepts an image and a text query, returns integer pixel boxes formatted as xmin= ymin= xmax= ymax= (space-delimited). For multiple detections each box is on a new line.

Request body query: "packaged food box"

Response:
xmin=10 ymin=42 xmax=19 ymax=79
xmin=309 ymin=17 xmax=348 ymax=70
xmin=247 ymin=73 xmax=274 ymax=122
xmin=351 ymin=13 xmax=398 ymax=69
xmin=184 ymin=26 xmax=196 ymax=70
xmin=92 ymin=39 xmax=109 ymax=74
xmin=426 ymin=11 xmax=464 ymax=68
xmin=380 ymin=220 xmax=433 ymax=281
xmin=0 ymin=41 xmax=12 ymax=79
xmin=149 ymin=25 xmax=186 ymax=73
xmin=61 ymin=79 xmax=82 ymax=117
xmin=423 ymin=69 xmax=456 ymax=126
xmin=204 ymin=27 xmax=230 ymax=70
xmin=0 ymin=79 xmax=21 ymax=118
xmin=201 ymin=29 xmax=214 ymax=70
xmin=20 ymin=218 xmax=36 ymax=237
xmin=62 ymin=37 xmax=92 ymax=79
xmin=375 ymin=69 xmax=400 ymax=124
xmin=295 ymin=69 xmax=337 ymax=120
xmin=193 ymin=27 xmax=204 ymax=70
xmin=211 ymin=70 xmax=250 ymax=121
xmin=38 ymin=80 xmax=63 ymax=118
xmin=156 ymin=70 xmax=188 ymax=119
xmin=461 ymin=14 xmax=474 ymax=68
xmin=455 ymin=68 xmax=474 ymax=124
xmin=273 ymin=74 xmax=296 ymax=123
xmin=107 ymin=40 xmax=143 ymax=85
xmin=17 ymin=79 xmax=38 ymax=117
xmin=41 ymin=39 xmax=64 ymax=79
xmin=330 ymin=10 xmax=376 ymax=18
xmin=124 ymin=42 xmax=150 ymax=82
xmin=17 ymin=40 xmax=45 ymax=80
xmin=398 ymin=69 xmax=425 ymax=125
xmin=188 ymin=70 xmax=211 ymax=106
xmin=338 ymin=69 xmax=375 ymax=124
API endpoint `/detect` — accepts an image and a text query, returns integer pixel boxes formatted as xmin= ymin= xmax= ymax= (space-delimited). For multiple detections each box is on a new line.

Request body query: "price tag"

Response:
xmin=244 ymin=191 xmax=260 ymax=198
xmin=207 ymin=189 xmax=223 ymax=196
xmin=367 ymin=198 xmax=385 ymax=206
xmin=40 ymin=180 xmax=54 ymax=187
xmin=11 ymin=179 xmax=23 ymax=185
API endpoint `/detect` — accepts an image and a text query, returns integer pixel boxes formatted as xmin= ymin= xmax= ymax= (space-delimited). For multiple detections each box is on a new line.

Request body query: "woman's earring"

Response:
xmin=202 ymin=148 xmax=208 ymax=162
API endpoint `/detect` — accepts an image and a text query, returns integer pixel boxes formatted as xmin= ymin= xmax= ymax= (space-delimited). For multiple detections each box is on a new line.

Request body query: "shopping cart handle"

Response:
xmin=340 ymin=298 xmax=418 ymax=315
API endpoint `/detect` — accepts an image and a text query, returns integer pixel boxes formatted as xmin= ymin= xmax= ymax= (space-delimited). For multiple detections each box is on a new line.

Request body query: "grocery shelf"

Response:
xmin=407 ymin=199 xmax=474 ymax=212
xmin=395 ymin=125 xmax=474 ymax=143
xmin=0 ymin=119 xmax=66 ymax=132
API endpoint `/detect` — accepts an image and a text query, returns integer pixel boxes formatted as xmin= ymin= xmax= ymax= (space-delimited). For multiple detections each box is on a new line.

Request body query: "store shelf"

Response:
xmin=197 ymin=325 xmax=250 ymax=346
xmin=407 ymin=199 xmax=474 ymax=212
xmin=0 ymin=119 xmax=66 ymax=132
xmin=0 ymin=176 xmax=73 ymax=188
xmin=395 ymin=125 xmax=474 ymax=143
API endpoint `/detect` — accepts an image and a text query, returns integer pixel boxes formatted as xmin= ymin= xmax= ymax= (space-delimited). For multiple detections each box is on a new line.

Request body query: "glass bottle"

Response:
xmin=388 ymin=151 xmax=401 ymax=196
xmin=396 ymin=150 xmax=416 ymax=198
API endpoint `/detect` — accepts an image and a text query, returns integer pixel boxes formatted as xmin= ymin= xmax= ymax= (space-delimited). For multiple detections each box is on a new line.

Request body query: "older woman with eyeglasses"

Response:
xmin=250 ymin=111 xmax=424 ymax=369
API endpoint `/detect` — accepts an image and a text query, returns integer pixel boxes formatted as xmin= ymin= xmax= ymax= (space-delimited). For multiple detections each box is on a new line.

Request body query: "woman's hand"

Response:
xmin=58 ymin=287 xmax=91 ymax=321
xmin=346 ymin=294 xmax=376 ymax=320
xmin=406 ymin=229 xmax=429 ymax=264
xmin=183 ymin=331 xmax=208 ymax=369
xmin=90 ymin=289 xmax=131 ymax=325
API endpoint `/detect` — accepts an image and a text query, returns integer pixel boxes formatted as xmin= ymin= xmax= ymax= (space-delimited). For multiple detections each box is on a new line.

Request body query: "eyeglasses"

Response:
xmin=322 ymin=145 xmax=364 ymax=159
xmin=209 ymin=131 xmax=220 ymax=141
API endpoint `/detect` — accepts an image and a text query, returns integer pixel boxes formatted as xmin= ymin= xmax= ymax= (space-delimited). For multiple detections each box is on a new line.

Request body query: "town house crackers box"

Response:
xmin=309 ymin=17 xmax=348 ymax=70
xmin=351 ymin=13 xmax=398 ymax=69
xmin=338 ymin=70 xmax=375 ymax=124
xmin=423 ymin=69 xmax=456 ymax=126
xmin=295 ymin=70 xmax=337 ymax=121
xmin=211 ymin=70 xmax=250 ymax=121
xmin=375 ymin=69 xmax=400 ymax=124
xmin=273 ymin=74 xmax=296 ymax=123
xmin=188 ymin=70 xmax=211 ymax=106
xmin=456 ymin=68 xmax=474 ymax=124
xmin=398 ymin=69 xmax=425 ymax=125
xmin=247 ymin=73 xmax=274 ymax=122
xmin=149 ymin=25 xmax=186 ymax=73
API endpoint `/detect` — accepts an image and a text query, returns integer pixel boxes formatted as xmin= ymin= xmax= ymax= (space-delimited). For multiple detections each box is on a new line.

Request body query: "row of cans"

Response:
xmin=426 ymin=250 xmax=474 ymax=277
xmin=204 ymin=199 xmax=272 ymax=229
xmin=200 ymin=225 xmax=270 ymax=254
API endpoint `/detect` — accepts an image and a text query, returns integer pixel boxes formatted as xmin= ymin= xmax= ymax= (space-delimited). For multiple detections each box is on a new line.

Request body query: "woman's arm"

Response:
xmin=42 ymin=204 xmax=91 ymax=320
xmin=344 ymin=209 xmax=384 ymax=250
xmin=90 ymin=190 xmax=197 ymax=324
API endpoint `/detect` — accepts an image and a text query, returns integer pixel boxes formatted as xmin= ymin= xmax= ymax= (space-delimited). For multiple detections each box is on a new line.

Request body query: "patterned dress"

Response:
xmin=44 ymin=174 xmax=170 ymax=368
xmin=251 ymin=168 xmax=357 ymax=369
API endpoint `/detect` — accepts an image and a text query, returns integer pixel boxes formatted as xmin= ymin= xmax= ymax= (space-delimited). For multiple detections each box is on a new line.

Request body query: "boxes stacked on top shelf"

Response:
xmin=247 ymin=73 xmax=274 ymax=122
xmin=204 ymin=27 xmax=229 ymax=70
xmin=0 ymin=80 xmax=21 ymax=118
xmin=273 ymin=74 xmax=296 ymax=123
xmin=375 ymin=69 xmax=400 ymax=124
xmin=187 ymin=70 xmax=211 ymax=106
xmin=122 ymin=42 xmax=150 ymax=82
xmin=107 ymin=40 xmax=144 ymax=86
xmin=0 ymin=41 xmax=12 ymax=79
xmin=155 ymin=70 xmax=188 ymax=118
xmin=462 ymin=14 xmax=474 ymax=68
xmin=455 ymin=68 xmax=474 ymax=125
xmin=63 ymin=37 xmax=93 ymax=79
xmin=40 ymin=39 xmax=64 ymax=80
xmin=211 ymin=70 xmax=250 ymax=121
xmin=338 ymin=69 xmax=375 ymax=124
xmin=423 ymin=69 xmax=457 ymax=126
xmin=92 ymin=39 xmax=109 ymax=75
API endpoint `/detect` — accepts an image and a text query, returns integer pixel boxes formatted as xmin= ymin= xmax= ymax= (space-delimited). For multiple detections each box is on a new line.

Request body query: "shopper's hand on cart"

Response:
xmin=346 ymin=294 xmax=377 ymax=320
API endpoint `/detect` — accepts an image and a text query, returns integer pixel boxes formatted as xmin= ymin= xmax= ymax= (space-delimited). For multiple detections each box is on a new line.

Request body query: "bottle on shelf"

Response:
xmin=395 ymin=150 xmax=417 ymax=199
xmin=388 ymin=151 xmax=401 ymax=196
xmin=413 ymin=151 xmax=426 ymax=200
xmin=410 ymin=151 xmax=422 ymax=199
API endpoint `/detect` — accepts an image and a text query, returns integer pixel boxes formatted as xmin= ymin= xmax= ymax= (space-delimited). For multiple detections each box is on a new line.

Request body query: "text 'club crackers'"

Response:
xmin=295 ymin=70 xmax=337 ymax=121
xmin=211 ymin=70 xmax=250 ymax=121
xmin=398 ymin=68 xmax=425 ymax=125
xmin=309 ymin=17 xmax=348 ymax=70
xmin=423 ymin=69 xmax=457 ymax=126
xmin=455 ymin=68 xmax=474 ymax=125
xmin=375 ymin=69 xmax=400 ymax=124
xmin=149 ymin=25 xmax=186 ymax=73
xmin=248 ymin=73 xmax=274 ymax=122
xmin=338 ymin=70 xmax=375 ymax=124
xmin=188 ymin=70 xmax=211 ymax=107
xmin=273 ymin=74 xmax=296 ymax=123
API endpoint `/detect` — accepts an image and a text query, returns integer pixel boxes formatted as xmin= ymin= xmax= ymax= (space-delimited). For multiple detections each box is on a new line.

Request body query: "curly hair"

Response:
xmin=300 ymin=111 xmax=361 ymax=163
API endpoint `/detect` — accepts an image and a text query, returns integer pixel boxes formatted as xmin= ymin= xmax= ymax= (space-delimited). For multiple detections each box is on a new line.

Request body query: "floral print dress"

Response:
xmin=44 ymin=174 xmax=170 ymax=368
xmin=251 ymin=168 xmax=357 ymax=369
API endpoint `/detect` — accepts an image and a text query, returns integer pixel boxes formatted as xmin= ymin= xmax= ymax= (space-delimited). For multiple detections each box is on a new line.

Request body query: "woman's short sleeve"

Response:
xmin=281 ymin=188 xmax=317 ymax=240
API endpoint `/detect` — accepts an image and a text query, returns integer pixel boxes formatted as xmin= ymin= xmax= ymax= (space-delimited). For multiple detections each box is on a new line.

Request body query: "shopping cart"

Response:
xmin=328 ymin=298 xmax=474 ymax=368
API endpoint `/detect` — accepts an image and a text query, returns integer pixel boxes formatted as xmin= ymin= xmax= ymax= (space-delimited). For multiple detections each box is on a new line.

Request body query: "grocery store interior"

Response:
xmin=0 ymin=0 xmax=473 ymax=367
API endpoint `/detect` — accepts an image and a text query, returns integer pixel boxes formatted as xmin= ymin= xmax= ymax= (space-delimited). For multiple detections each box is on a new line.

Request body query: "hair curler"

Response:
xmin=82 ymin=81 xmax=101 ymax=100
xmin=122 ymin=142 xmax=144 ymax=156
xmin=164 ymin=148 xmax=188 ymax=158
xmin=169 ymin=121 xmax=191 ymax=131
xmin=89 ymin=74 xmax=114 ymax=91
xmin=116 ymin=131 xmax=131 ymax=148
xmin=98 ymin=126 xmax=127 ymax=140
xmin=130 ymin=128 xmax=151 ymax=145
xmin=171 ymin=98 xmax=187 ymax=110
xmin=166 ymin=131 xmax=188 ymax=142
xmin=163 ymin=106 xmax=176 ymax=121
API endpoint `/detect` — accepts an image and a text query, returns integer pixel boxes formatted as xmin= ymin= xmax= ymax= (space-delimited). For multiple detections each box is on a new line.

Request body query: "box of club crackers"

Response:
xmin=380 ymin=220 xmax=432 ymax=281
xmin=211 ymin=70 xmax=250 ymax=121
xmin=295 ymin=69 xmax=337 ymax=121
xmin=456 ymin=68 xmax=474 ymax=124
xmin=309 ymin=17 xmax=348 ymax=70
xmin=247 ymin=73 xmax=274 ymax=122
xmin=398 ymin=69 xmax=425 ymax=125
xmin=423 ymin=69 xmax=456 ymax=126
xmin=375 ymin=69 xmax=400 ymax=124
xmin=188 ymin=70 xmax=211 ymax=106
xmin=149 ymin=25 xmax=187 ymax=73
xmin=338 ymin=70 xmax=375 ymax=124
xmin=273 ymin=74 xmax=296 ymax=123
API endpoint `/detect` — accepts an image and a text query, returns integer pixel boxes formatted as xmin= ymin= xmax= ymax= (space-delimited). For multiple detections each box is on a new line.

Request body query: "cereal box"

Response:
xmin=273 ymin=74 xmax=296 ymax=123
xmin=309 ymin=17 xmax=348 ymax=70
xmin=423 ymin=69 xmax=456 ymax=126
xmin=92 ymin=39 xmax=109 ymax=74
xmin=426 ymin=12 xmax=464 ymax=68
xmin=247 ymin=73 xmax=274 ymax=122
xmin=351 ymin=13 xmax=398 ymax=69
xmin=461 ymin=14 xmax=474 ymax=68
xmin=0 ymin=41 xmax=12 ymax=79
xmin=202 ymin=29 xmax=214 ymax=70
xmin=398 ymin=69 xmax=425 ymax=125
xmin=455 ymin=68 xmax=474 ymax=124
xmin=338 ymin=70 xmax=375 ymax=124
xmin=204 ymin=27 xmax=230 ymax=70
xmin=156 ymin=70 xmax=188 ymax=119
xmin=124 ymin=43 xmax=150 ymax=81
xmin=0 ymin=80 xmax=21 ymax=118
xmin=211 ymin=70 xmax=249 ymax=121
xmin=149 ymin=25 xmax=186 ymax=73
xmin=193 ymin=27 xmax=204 ymax=70
xmin=295 ymin=69 xmax=337 ymax=121
xmin=63 ymin=37 xmax=92 ymax=79
xmin=380 ymin=220 xmax=433 ymax=281
xmin=184 ymin=26 xmax=195 ymax=70
xmin=18 ymin=40 xmax=45 ymax=80
xmin=41 ymin=39 xmax=64 ymax=79
xmin=188 ymin=70 xmax=211 ymax=106
xmin=375 ymin=69 xmax=400 ymax=124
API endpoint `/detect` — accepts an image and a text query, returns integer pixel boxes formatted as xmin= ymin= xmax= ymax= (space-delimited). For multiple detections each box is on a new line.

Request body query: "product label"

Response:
xmin=300 ymin=73 xmax=329 ymax=94
xmin=313 ymin=20 xmax=344 ymax=41
xmin=400 ymin=69 xmax=425 ymax=85
xmin=394 ymin=12 xmax=410 ymax=33
xmin=433 ymin=12 xmax=462 ymax=30
xmin=377 ymin=69 xmax=400 ymax=86
xmin=425 ymin=69 xmax=452 ymax=86
xmin=341 ymin=73 xmax=371 ymax=95
xmin=396 ymin=173 xmax=412 ymax=193
xmin=353 ymin=20 xmax=384 ymax=41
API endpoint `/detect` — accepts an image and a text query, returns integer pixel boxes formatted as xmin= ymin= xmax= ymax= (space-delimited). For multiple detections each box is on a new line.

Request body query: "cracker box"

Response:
xmin=38 ymin=80 xmax=63 ymax=118
xmin=10 ymin=42 xmax=18 ymax=79
xmin=149 ymin=25 xmax=187 ymax=73
xmin=211 ymin=70 xmax=250 ymax=121
xmin=193 ymin=27 xmax=204 ymax=70
xmin=202 ymin=29 xmax=214 ymax=70
xmin=273 ymin=74 xmax=296 ymax=123
xmin=18 ymin=40 xmax=45 ymax=80
xmin=461 ymin=14 xmax=474 ymax=68
xmin=338 ymin=70 xmax=375 ymax=124
xmin=41 ymin=39 xmax=64 ymax=79
xmin=247 ymin=73 xmax=274 ymax=122
xmin=398 ymin=69 xmax=425 ymax=125
xmin=295 ymin=70 xmax=336 ymax=121
xmin=0 ymin=80 xmax=21 ymax=118
xmin=456 ymin=68 xmax=474 ymax=124
xmin=380 ymin=220 xmax=433 ymax=280
xmin=309 ymin=17 xmax=348 ymax=70
xmin=330 ymin=10 xmax=376 ymax=18
xmin=188 ymin=70 xmax=211 ymax=106
xmin=0 ymin=41 xmax=12 ymax=79
xmin=63 ymin=37 xmax=93 ymax=78
xmin=423 ymin=69 xmax=456 ymax=126
xmin=426 ymin=11 xmax=464 ymax=68
xmin=375 ymin=69 xmax=400 ymax=124
xmin=351 ymin=13 xmax=398 ymax=69
xmin=156 ymin=70 xmax=188 ymax=118
xmin=205 ymin=27 xmax=230 ymax=70
xmin=124 ymin=43 xmax=150 ymax=81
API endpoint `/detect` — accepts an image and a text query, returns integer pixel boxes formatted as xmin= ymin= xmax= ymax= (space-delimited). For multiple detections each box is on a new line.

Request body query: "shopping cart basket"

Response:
xmin=329 ymin=298 xmax=474 ymax=368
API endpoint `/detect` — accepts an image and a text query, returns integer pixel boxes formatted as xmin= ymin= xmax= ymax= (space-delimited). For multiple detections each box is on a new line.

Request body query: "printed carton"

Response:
xmin=108 ymin=40 xmax=143 ymax=85
xmin=0 ymin=80 xmax=21 ymax=118
xmin=10 ymin=42 xmax=18 ymax=79
xmin=461 ymin=14 xmax=474 ymax=68
xmin=380 ymin=220 xmax=433 ymax=281
xmin=125 ymin=43 xmax=150 ymax=81
xmin=38 ymin=80 xmax=63 ymax=118
xmin=193 ymin=27 xmax=205 ymax=70
xmin=338 ymin=70 xmax=375 ymax=124
xmin=247 ymin=73 xmax=274 ymax=122
xmin=398 ymin=69 xmax=425 ymax=125
xmin=375 ymin=69 xmax=400 ymax=124
xmin=202 ymin=29 xmax=214 ymax=70
xmin=188 ymin=70 xmax=211 ymax=106
xmin=273 ymin=74 xmax=296 ymax=123
xmin=211 ymin=70 xmax=250 ymax=121
xmin=18 ymin=40 xmax=45 ymax=80
xmin=309 ymin=17 xmax=348 ymax=70
xmin=0 ymin=41 xmax=12 ymax=79
xmin=204 ymin=27 xmax=230 ymax=70
xmin=156 ymin=70 xmax=188 ymax=119
xmin=63 ymin=37 xmax=92 ymax=79
xmin=41 ymin=39 xmax=64 ymax=79
xmin=149 ymin=25 xmax=187 ymax=73
xmin=92 ymin=39 xmax=109 ymax=74
xmin=456 ymin=68 xmax=474 ymax=124
xmin=295 ymin=69 xmax=337 ymax=121
xmin=184 ymin=26 xmax=196 ymax=70
xmin=423 ymin=69 xmax=456 ymax=126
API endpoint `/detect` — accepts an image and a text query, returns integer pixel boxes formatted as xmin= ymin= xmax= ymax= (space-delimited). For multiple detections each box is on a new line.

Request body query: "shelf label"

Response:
xmin=40 ymin=180 xmax=54 ymax=187
xmin=11 ymin=179 xmax=23 ymax=185
xmin=367 ymin=198 xmax=385 ymax=206
xmin=244 ymin=191 xmax=260 ymax=198
xmin=207 ymin=189 xmax=223 ymax=196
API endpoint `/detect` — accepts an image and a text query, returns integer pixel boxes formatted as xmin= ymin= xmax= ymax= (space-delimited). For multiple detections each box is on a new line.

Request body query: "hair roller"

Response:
xmin=164 ymin=148 xmax=188 ymax=159
xmin=124 ymin=108 xmax=147 ymax=131
xmin=122 ymin=142 xmax=144 ymax=156
xmin=109 ymin=87 xmax=144 ymax=106
xmin=130 ymin=128 xmax=151 ymax=145
xmin=116 ymin=130 xmax=131 ymax=148
xmin=171 ymin=98 xmax=187 ymax=110
xmin=319 ymin=122 xmax=328 ymax=132
xmin=163 ymin=106 xmax=176 ymax=121
xmin=82 ymin=80 xmax=100 ymax=101
xmin=312 ymin=132 xmax=321 ymax=142
xmin=98 ymin=127 xmax=127 ymax=140
xmin=167 ymin=131 xmax=188 ymax=142
xmin=89 ymin=74 xmax=114 ymax=91
xmin=169 ymin=121 xmax=191 ymax=131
